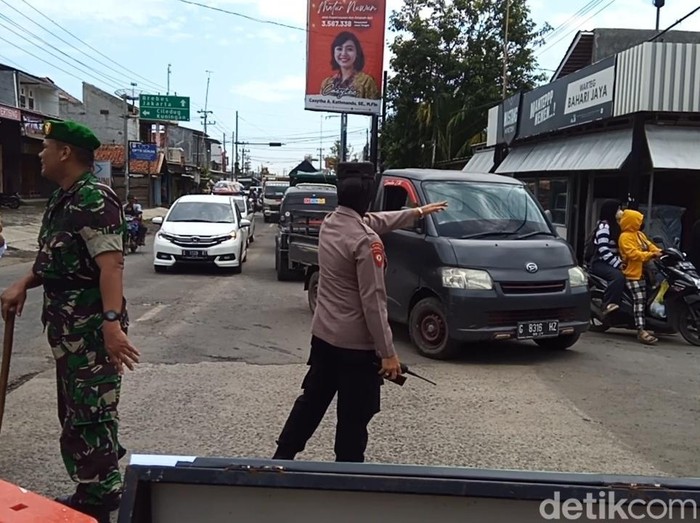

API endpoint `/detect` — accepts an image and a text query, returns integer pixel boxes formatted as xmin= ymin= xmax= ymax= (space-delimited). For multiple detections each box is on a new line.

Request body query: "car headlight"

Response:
xmin=568 ymin=266 xmax=588 ymax=287
xmin=441 ymin=268 xmax=493 ymax=290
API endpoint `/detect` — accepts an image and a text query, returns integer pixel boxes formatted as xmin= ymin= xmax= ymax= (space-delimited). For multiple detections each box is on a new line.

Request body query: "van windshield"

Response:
xmin=422 ymin=181 xmax=553 ymax=239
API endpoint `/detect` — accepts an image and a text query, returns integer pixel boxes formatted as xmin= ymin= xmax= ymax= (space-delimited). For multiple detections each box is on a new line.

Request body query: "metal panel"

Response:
xmin=495 ymin=129 xmax=632 ymax=174
xmin=462 ymin=149 xmax=494 ymax=173
xmin=615 ymin=42 xmax=700 ymax=115
xmin=646 ymin=125 xmax=700 ymax=170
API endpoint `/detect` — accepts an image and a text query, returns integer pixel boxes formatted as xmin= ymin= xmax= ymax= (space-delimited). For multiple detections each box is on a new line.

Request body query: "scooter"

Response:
xmin=0 ymin=192 xmax=20 ymax=209
xmin=588 ymin=248 xmax=700 ymax=346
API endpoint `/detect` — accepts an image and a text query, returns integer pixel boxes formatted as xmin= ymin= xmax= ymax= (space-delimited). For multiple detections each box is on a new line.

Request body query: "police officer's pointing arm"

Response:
xmin=363 ymin=201 xmax=448 ymax=235
xmin=354 ymin=235 xmax=396 ymax=359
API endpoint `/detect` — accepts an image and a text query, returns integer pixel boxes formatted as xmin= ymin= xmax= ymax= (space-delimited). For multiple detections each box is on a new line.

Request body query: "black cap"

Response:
xmin=337 ymin=161 xmax=375 ymax=181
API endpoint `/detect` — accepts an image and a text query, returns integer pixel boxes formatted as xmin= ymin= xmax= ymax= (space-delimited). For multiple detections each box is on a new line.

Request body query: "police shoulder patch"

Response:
xmin=370 ymin=241 xmax=384 ymax=268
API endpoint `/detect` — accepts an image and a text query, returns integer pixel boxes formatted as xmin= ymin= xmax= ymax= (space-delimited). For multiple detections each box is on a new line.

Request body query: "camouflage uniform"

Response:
xmin=33 ymin=171 xmax=128 ymax=510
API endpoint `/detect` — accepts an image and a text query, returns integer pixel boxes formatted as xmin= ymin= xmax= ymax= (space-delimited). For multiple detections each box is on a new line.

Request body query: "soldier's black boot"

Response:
xmin=54 ymin=494 xmax=113 ymax=523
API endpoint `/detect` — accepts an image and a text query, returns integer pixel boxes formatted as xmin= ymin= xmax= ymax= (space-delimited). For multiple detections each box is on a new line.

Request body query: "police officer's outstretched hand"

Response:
xmin=103 ymin=322 xmax=140 ymax=374
xmin=379 ymin=355 xmax=402 ymax=381
xmin=417 ymin=201 xmax=448 ymax=217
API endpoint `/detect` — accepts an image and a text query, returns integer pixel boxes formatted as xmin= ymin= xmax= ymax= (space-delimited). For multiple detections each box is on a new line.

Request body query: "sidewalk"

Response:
xmin=1 ymin=205 xmax=168 ymax=255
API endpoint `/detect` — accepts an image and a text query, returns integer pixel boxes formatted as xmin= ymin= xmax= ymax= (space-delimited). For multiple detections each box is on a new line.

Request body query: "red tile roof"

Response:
xmin=95 ymin=144 xmax=164 ymax=175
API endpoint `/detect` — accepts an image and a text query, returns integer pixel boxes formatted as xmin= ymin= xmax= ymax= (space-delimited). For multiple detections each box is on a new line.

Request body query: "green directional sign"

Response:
xmin=139 ymin=94 xmax=190 ymax=122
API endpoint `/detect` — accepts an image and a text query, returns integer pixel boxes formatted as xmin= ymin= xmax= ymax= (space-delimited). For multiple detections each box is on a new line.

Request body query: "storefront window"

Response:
xmin=538 ymin=179 xmax=568 ymax=226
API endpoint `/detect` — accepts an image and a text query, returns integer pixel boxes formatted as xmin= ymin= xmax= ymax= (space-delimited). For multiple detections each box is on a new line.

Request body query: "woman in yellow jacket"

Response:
xmin=618 ymin=209 xmax=662 ymax=345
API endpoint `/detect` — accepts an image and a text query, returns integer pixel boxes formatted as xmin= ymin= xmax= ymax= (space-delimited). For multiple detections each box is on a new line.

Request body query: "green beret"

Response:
xmin=42 ymin=120 xmax=101 ymax=151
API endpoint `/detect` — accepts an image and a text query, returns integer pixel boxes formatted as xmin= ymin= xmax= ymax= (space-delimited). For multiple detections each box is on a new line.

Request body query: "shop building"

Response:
xmin=475 ymin=29 xmax=700 ymax=261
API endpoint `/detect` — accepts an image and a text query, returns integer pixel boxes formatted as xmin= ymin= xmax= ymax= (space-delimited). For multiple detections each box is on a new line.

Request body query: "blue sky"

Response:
xmin=1 ymin=0 xmax=698 ymax=174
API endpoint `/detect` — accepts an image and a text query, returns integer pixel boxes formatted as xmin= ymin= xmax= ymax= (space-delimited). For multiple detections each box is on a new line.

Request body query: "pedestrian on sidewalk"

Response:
xmin=0 ymin=120 xmax=140 ymax=523
xmin=272 ymin=162 xmax=447 ymax=463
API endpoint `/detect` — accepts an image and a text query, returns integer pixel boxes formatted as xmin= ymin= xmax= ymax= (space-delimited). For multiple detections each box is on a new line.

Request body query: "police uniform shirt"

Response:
xmin=311 ymin=206 xmax=418 ymax=359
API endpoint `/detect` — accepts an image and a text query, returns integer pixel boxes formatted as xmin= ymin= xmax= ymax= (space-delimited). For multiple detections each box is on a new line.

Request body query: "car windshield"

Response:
xmin=265 ymin=186 xmax=287 ymax=197
xmin=422 ymin=181 xmax=552 ymax=239
xmin=166 ymin=202 xmax=235 ymax=223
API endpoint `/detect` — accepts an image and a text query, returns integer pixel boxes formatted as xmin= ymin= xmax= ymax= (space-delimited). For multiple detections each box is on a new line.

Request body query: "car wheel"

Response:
xmin=276 ymin=250 xmax=294 ymax=281
xmin=233 ymin=246 xmax=243 ymax=274
xmin=307 ymin=271 xmax=319 ymax=314
xmin=409 ymin=297 xmax=461 ymax=360
xmin=534 ymin=333 xmax=581 ymax=350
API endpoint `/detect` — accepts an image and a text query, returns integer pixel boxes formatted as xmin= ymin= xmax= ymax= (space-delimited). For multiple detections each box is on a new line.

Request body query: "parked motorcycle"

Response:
xmin=0 ymin=192 xmax=20 ymax=209
xmin=588 ymin=247 xmax=700 ymax=346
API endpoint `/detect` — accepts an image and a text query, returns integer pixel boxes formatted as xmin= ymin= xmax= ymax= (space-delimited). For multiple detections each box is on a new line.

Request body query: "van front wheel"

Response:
xmin=409 ymin=298 xmax=460 ymax=360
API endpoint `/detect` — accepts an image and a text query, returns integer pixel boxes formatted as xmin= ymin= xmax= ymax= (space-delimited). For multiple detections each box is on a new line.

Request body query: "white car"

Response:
xmin=152 ymin=195 xmax=250 ymax=273
xmin=233 ymin=194 xmax=256 ymax=244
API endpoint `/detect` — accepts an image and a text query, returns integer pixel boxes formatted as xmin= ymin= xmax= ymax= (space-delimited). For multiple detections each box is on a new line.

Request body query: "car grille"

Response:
xmin=487 ymin=308 xmax=578 ymax=326
xmin=161 ymin=233 xmax=230 ymax=248
xmin=499 ymin=281 xmax=566 ymax=294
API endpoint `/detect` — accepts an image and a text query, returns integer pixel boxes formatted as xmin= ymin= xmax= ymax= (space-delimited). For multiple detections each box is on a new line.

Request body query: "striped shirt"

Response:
xmin=594 ymin=221 xmax=622 ymax=268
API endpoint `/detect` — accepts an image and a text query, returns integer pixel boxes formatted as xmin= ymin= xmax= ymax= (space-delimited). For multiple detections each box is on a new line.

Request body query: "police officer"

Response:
xmin=272 ymin=162 xmax=447 ymax=463
xmin=0 ymin=120 xmax=140 ymax=522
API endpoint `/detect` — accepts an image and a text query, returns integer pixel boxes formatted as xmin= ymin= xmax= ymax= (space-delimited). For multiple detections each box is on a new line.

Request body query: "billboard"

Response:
xmin=305 ymin=0 xmax=386 ymax=115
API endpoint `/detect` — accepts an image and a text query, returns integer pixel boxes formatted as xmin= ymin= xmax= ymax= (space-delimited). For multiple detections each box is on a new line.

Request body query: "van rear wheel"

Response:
xmin=409 ymin=298 xmax=460 ymax=360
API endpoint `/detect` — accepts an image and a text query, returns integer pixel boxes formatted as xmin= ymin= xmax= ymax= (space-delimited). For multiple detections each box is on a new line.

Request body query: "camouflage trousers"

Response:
xmin=50 ymin=328 xmax=125 ymax=510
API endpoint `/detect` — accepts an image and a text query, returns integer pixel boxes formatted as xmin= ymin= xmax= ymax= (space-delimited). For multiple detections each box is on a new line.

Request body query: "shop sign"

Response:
xmin=518 ymin=56 xmax=615 ymax=139
xmin=497 ymin=93 xmax=522 ymax=145
xmin=0 ymin=104 xmax=21 ymax=121
xmin=21 ymin=113 xmax=45 ymax=140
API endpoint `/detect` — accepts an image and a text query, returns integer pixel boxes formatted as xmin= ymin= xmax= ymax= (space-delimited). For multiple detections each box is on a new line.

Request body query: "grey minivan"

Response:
xmin=371 ymin=169 xmax=590 ymax=359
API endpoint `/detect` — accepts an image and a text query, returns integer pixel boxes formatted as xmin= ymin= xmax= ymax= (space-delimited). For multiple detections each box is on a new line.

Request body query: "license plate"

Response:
xmin=304 ymin=197 xmax=325 ymax=205
xmin=517 ymin=320 xmax=559 ymax=339
xmin=182 ymin=250 xmax=207 ymax=258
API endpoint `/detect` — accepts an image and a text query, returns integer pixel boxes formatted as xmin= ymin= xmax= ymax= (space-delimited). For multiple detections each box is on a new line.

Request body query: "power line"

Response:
xmin=175 ymin=0 xmax=306 ymax=32
xmin=18 ymin=0 xmax=167 ymax=93
xmin=537 ymin=0 xmax=618 ymax=57
xmin=649 ymin=5 xmax=700 ymax=41
xmin=541 ymin=0 xmax=606 ymax=42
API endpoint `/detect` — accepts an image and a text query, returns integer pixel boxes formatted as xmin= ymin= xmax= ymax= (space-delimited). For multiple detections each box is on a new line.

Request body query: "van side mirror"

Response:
xmin=544 ymin=210 xmax=553 ymax=222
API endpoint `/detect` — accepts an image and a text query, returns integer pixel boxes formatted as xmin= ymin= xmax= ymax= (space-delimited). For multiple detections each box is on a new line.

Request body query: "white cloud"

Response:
xmin=231 ymin=75 xmax=305 ymax=102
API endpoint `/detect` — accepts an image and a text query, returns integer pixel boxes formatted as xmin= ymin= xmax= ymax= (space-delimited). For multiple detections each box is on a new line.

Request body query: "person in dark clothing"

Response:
xmin=590 ymin=199 xmax=626 ymax=314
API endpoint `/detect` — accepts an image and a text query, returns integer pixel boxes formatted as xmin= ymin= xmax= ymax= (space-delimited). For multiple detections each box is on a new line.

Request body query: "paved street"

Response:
xmin=0 ymin=215 xmax=699 ymax=509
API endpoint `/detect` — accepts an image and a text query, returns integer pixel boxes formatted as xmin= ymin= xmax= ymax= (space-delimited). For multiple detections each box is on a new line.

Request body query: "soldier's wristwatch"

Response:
xmin=103 ymin=310 xmax=121 ymax=322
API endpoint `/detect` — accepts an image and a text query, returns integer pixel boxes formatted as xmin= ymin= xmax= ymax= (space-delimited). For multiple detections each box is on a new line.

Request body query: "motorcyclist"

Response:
xmin=123 ymin=194 xmax=147 ymax=246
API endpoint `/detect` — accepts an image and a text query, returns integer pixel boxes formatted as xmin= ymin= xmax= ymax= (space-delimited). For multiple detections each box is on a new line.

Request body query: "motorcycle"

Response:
xmin=588 ymin=247 xmax=700 ymax=346
xmin=125 ymin=216 xmax=140 ymax=254
xmin=0 ymin=192 xmax=20 ymax=209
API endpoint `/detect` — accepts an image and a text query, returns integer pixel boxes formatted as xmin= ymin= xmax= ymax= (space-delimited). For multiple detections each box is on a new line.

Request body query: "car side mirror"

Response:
xmin=240 ymin=219 xmax=251 ymax=228
xmin=152 ymin=216 xmax=163 ymax=225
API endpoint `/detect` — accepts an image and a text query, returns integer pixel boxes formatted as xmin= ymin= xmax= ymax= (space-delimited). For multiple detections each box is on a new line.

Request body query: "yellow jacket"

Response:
xmin=618 ymin=209 xmax=661 ymax=280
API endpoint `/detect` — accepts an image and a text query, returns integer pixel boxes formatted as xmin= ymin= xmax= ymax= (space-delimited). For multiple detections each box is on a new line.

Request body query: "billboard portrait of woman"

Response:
xmin=320 ymin=31 xmax=380 ymax=100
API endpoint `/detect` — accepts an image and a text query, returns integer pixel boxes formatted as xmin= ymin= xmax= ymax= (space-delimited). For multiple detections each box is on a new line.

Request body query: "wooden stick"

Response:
xmin=0 ymin=310 xmax=16 ymax=436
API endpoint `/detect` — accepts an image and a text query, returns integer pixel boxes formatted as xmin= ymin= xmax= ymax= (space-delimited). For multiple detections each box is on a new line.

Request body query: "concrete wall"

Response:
xmin=167 ymin=125 xmax=206 ymax=166
xmin=59 ymin=83 xmax=138 ymax=145
xmin=0 ymin=71 xmax=17 ymax=107
xmin=593 ymin=29 xmax=700 ymax=62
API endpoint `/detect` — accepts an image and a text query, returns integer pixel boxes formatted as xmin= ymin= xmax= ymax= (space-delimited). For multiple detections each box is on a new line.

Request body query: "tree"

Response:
xmin=325 ymin=140 xmax=354 ymax=170
xmin=381 ymin=0 xmax=551 ymax=168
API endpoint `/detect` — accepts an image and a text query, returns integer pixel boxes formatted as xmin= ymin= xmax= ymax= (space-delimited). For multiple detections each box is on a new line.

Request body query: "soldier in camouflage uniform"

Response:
xmin=1 ymin=120 xmax=140 ymax=523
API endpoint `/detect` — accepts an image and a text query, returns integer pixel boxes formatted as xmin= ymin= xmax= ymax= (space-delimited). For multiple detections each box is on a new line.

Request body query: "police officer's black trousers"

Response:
xmin=273 ymin=336 xmax=382 ymax=463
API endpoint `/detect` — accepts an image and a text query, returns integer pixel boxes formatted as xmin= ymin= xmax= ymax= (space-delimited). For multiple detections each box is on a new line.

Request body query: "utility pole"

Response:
xmin=167 ymin=64 xmax=171 ymax=95
xmin=653 ymin=0 xmax=665 ymax=30
xmin=198 ymin=70 xmax=215 ymax=172
xmin=234 ymin=110 xmax=239 ymax=177
xmin=340 ymin=113 xmax=348 ymax=162
xmin=115 ymin=83 xmax=140 ymax=201
xmin=502 ymin=0 xmax=511 ymax=100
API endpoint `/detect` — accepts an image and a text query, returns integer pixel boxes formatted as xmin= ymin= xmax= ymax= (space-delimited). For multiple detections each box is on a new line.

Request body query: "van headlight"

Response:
xmin=441 ymin=268 xmax=493 ymax=290
xmin=568 ymin=266 xmax=588 ymax=287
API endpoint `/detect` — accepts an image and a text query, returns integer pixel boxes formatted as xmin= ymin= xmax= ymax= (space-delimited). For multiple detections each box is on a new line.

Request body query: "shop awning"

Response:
xmin=462 ymin=149 xmax=494 ymax=173
xmin=495 ymin=128 xmax=633 ymax=174
xmin=646 ymin=125 xmax=700 ymax=170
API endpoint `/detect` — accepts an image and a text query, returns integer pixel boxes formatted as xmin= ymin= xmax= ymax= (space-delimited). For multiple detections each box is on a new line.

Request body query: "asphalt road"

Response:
xmin=0 ymin=215 xmax=699 ymax=512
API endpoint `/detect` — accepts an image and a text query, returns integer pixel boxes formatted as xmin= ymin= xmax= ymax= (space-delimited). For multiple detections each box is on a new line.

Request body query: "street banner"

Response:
xmin=305 ymin=0 xmax=386 ymax=115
